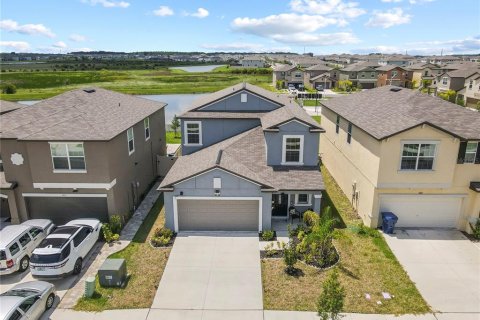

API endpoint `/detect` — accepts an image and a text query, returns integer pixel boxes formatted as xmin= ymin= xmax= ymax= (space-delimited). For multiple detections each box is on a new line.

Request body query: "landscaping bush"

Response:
xmin=150 ymin=227 xmax=174 ymax=247
xmin=109 ymin=215 xmax=123 ymax=234
xmin=469 ymin=218 xmax=480 ymax=240
xmin=283 ymin=242 xmax=298 ymax=274
xmin=355 ymin=223 xmax=381 ymax=238
xmin=261 ymin=230 xmax=275 ymax=241
xmin=2 ymin=83 xmax=17 ymax=94
xmin=102 ymin=224 xmax=119 ymax=243
xmin=154 ymin=227 xmax=174 ymax=239
xmin=303 ymin=210 xmax=320 ymax=227
xmin=317 ymin=269 xmax=345 ymax=320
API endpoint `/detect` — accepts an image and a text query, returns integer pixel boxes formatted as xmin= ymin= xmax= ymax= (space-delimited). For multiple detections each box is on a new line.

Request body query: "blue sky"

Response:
xmin=1 ymin=0 xmax=479 ymax=55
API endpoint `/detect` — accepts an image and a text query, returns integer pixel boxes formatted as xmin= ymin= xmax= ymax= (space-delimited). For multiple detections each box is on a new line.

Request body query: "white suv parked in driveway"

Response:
xmin=0 ymin=220 xmax=55 ymax=275
xmin=30 ymin=219 xmax=101 ymax=279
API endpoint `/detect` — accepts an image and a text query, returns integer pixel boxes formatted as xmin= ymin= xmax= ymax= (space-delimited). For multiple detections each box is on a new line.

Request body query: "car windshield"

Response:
xmin=30 ymin=253 xmax=62 ymax=264
xmin=37 ymin=237 xmax=68 ymax=249
xmin=0 ymin=250 xmax=6 ymax=260
xmin=1 ymin=289 xmax=38 ymax=297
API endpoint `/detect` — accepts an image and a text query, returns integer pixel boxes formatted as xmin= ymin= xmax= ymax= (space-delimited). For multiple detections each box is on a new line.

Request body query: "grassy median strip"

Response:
xmin=74 ymin=196 xmax=170 ymax=311
xmin=261 ymin=166 xmax=430 ymax=314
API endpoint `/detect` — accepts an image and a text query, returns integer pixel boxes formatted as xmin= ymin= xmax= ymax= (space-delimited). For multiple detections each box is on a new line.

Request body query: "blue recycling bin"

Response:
xmin=381 ymin=212 xmax=398 ymax=234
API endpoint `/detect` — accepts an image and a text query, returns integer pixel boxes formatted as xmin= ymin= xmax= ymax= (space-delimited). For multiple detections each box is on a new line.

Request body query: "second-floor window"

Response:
xmin=282 ymin=135 xmax=304 ymax=165
xmin=335 ymin=115 xmax=340 ymax=134
xmin=184 ymin=121 xmax=202 ymax=145
xmin=400 ymin=143 xmax=437 ymax=170
xmin=50 ymin=143 xmax=86 ymax=171
xmin=392 ymin=71 xmax=397 ymax=78
xmin=127 ymin=127 xmax=135 ymax=155
xmin=469 ymin=80 xmax=473 ymax=89
xmin=442 ymin=77 xmax=448 ymax=85
xmin=347 ymin=122 xmax=352 ymax=144
xmin=465 ymin=142 xmax=478 ymax=164
xmin=144 ymin=117 xmax=150 ymax=141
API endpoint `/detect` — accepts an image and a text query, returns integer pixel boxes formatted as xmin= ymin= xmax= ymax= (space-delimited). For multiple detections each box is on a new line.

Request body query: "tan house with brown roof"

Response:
xmin=320 ymin=86 xmax=480 ymax=232
xmin=0 ymin=88 xmax=168 ymax=224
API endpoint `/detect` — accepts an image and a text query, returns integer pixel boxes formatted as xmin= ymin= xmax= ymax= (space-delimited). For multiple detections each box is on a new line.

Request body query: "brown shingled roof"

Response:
xmin=0 ymin=87 xmax=166 ymax=141
xmin=321 ymin=86 xmax=480 ymax=140
xmin=0 ymin=100 xmax=23 ymax=115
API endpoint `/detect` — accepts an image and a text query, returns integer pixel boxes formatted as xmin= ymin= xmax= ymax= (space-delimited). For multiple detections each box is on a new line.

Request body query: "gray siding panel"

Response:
xmin=201 ymin=92 xmax=280 ymax=112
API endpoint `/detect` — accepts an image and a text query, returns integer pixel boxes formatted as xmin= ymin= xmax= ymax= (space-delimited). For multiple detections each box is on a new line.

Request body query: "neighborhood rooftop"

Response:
xmin=0 ymin=87 xmax=166 ymax=141
xmin=159 ymin=126 xmax=324 ymax=192
xmin=0 ymin=100 xmax=23 ymax=115
xmin=321 ymin=85 xmax=480 ymax=140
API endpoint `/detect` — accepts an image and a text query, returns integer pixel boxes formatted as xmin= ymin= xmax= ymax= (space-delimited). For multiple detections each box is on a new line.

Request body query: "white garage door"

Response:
xmin=379 ymin=195 xmax=462 ymax=228
xmin=177 ymin=199 xmax=260 ymax=231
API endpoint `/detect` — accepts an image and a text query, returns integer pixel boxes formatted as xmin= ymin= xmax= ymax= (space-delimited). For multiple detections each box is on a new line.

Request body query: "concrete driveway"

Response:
xmin=151 ymin=232 xmax=263 ymax=313
xmin=384 ymin=229 xmax=480 ymax=313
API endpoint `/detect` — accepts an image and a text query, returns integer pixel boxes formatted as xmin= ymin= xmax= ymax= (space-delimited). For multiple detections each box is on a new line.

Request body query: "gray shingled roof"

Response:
xmin=305 ymin=64 xmax=332 ymax=71
xmin=446 ymin=69 xmax=480 ymax=78
xmin=183 ymin=83 xmax=289 ymax=113
xmin=159 ymin=126 xmax=324 ymax=191
xmin=261 ymin=104 xmax=324 ymax=131
xmin=376 ymin=65 xmax=406 ymax=72
xmin=342 ymin=61 xmax=380 ymax=72
xmin=406 ymin=63 xmax=440 ymax=70
xmin=0 ymin=88 xmax=165 ymax=141
xmin=0 ymin=100 xmax=23 ymax=115
xmin=322 ymin=86 xmax=480 ymax=140
xmin=273 ymin=64 xmax=297 ymax=72
xmin=310 ymin=73 xmax=333 ymax=81
xmin=179 ymin=111 xmax=267 ymax=119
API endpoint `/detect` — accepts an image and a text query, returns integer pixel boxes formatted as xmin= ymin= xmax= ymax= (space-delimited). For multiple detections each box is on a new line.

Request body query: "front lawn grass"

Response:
xmin=74 ymin=195 xmax=171 ymax=311
xmin=166 ymin=131 xmax=181 ymax=144
xmin=261 ymin=165 xmax=430 ymax=314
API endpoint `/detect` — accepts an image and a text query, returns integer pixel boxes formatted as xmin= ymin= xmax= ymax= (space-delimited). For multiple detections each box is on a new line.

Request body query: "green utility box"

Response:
xmin=98 ymin=258 xmax=127 ymax=288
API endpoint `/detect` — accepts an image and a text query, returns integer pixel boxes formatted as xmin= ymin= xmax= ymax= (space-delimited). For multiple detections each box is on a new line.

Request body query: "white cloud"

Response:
xmin=0 ymin=41 xmax=30 ymax=52
xmin=409 ymin=0 xmax=435 ymax=4
xmin=69 ymin=34 xmax=87 ymax=42
xmin=153 ymin=6 xmax=174 ymax=16
xmin=381 ymin=0 xmax=402 ymax=2
xmin=53 ymin=41 xmax=67 ymax=48
xmin=272 ymin=32 xmax=359 ymax=46
xmin=0 ymin=19 xmax=55 ymax=38
xmin=365 ymin=8 xmax=411 ymax=28
xmin=201 ymin=42 xmax=291 ymax=52
xmin=82 ymin=0 xmax=130 ymax=8
xmin=289 ymin=0 xmax=366 ymax=19
xmin=188 ymin=8 xmax=209 ymax=18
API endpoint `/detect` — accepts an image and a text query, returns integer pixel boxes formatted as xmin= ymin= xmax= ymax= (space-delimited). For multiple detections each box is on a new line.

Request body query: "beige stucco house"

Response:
xmin=320 ymin=86 xmax=480 ymax=232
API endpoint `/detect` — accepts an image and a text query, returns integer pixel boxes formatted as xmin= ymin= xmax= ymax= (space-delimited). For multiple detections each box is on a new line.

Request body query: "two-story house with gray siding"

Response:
xmin=159 ymin=83 xmax=325 ymax=232
xmin=0 ymin=88 xmax=167 ymax=224
xmin=272 ymin=65 xmax=304 ymax=89
xmin=339 ymin=61 xmax=381 ymax=89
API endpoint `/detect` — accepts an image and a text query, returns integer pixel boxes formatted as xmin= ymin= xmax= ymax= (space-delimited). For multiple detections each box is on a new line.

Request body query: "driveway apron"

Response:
xmin=384 ymin=229 xmax=480 ymax=313
xmin=151 ymin=232 xmax=263 ymax=311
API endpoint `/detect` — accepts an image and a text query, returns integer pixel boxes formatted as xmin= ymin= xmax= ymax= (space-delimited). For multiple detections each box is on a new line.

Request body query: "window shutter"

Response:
xmin=457 ymin=141 xmax=467 ymax=164
xmin=476 ymin=142 xmax=480 ymax=164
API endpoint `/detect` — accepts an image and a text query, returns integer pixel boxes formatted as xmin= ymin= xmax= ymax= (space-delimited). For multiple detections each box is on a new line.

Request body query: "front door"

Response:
xmin=272 ymin=194 xmax=288 ymax=217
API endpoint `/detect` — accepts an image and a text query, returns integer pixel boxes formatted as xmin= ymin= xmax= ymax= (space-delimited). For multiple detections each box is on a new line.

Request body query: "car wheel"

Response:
xmin=45 ymin=293 xmax=55 ymax=310
xmin=73 ymin=258 xmax=82 ymax=275
xmin=19 ymin=256 xmax=30 ymax=272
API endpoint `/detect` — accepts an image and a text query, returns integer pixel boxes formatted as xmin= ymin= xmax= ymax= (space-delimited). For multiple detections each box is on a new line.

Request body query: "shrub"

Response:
xmin=102 ymin=224 xmax=119 ymax=243
xmin=2 ymin=83 xmax=17 ymax=94
xmin=355 ymin=223 xmax=381 ymax=238
xmin=261 ymin=230 xmax=275 ymax=241
xmin=317 ymin=269 xmax=345 ymax=320
xmin=109 ymin=215 xmax=123 ymax=234
xmin=264 ymin=242 xmax=277 ymax=257
xmin=303 ymin=210 xmax=320 ymax=227
xmin=283 ymin=242 xmax=298 ymax=274
xmin=151 ymin=235 xmax=170 ymax=247
xmin=469 ymin=219 xmax=480 ymax=240
xmin=154 ymin=227 xmax=173 ymax=239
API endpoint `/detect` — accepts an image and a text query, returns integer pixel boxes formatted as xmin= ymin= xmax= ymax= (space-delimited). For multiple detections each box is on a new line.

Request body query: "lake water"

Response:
xmin=169 ymin=65 xmax=224 ymax=72
xmin=18 ymin=93 xmax=205 ymax=124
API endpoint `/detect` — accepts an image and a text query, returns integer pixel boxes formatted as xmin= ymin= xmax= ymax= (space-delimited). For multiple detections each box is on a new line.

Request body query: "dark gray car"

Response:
xmin=0 ymin=281 xmax=56 ymax=320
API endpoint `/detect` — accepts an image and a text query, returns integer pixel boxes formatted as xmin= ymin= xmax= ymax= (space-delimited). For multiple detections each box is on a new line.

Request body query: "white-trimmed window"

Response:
xmin=295 ymin=194 xmax=311 ymax=205
xmin=282 ymin=135 xmax=304 ymax=165
xmin=442 ymin=77 xmax=448 ymax=85
xmin=144 ymin=117 xmax=150 ymax=141
xmin=127 ymin=127 xmax=135 ymax=155
xmin=184 ymin=121 xmax=202 ymax=145
xmin=468 ymin=80 xmax=473 ymax=89
xmin=465 ymin=142 xmax=478 ymax=164
xmin=400 ymin=142 xmax=437 ymax=170
xmin=241 ymin=93 xmax=247 ymax=103
xmin=50 ymin=143 xmax=86 ymax=172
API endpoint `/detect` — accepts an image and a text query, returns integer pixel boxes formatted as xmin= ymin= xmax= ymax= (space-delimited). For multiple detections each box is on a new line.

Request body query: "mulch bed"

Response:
xmin=260 ymin=249 xmax=283 ymax=259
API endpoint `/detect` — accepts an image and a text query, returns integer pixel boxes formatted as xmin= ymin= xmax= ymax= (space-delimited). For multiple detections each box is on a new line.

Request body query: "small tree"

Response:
xmin=283 ymin=242 xmax=298 ymax=274
xmin=2 ymin=83 xmax=17 ymax=94
xmin=171 ymin=114 xmax=180 ymax=138
xmin=438 ymin=90 xmax=457 ymax=103
xmin=317 ymin=269 xmax=345 ymax=320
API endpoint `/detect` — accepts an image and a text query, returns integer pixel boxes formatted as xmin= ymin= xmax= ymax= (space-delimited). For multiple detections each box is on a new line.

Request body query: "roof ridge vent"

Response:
xmin=215 ymin=149 xmax=223 ymax=165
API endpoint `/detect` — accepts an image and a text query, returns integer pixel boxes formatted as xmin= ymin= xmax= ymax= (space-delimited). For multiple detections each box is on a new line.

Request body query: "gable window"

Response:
xmin=294 ymin=72 xmax=302 ymax=78
xmin=464 ymin=142 xmax=478 ymax=164
xmin=282 ymin=135 xmax=304 ymax=165
xmin=442 ymin=77 xmax=448 ymax=85
xmin=424 ymin=71 xmax=428 ymax=76
xmin=400 ymin=143 xmax=437 ymax=170
xmin=127 ymin=127 xmax=135 ymax=155
xmin=347 ymin=122 xmax=353 ymax=144
xmin=50 ymin=143 xmax=86 ymax=172
xmin=184 ymin=121 xmax=202 ymax=145
xmin=469 ymin=80 xmax=473 ymax=89
xmin=241 ymin=93 xmax=247 ymax=103
xmin=144 ymin=117 xmax=150 ymax=141
xmin=392 ymin=71 xmax=398 ymax=78
xmin=295 ymin=194 xmax=311 ymax=205
xmin=336 ymin=115 xmax=340 ymax=134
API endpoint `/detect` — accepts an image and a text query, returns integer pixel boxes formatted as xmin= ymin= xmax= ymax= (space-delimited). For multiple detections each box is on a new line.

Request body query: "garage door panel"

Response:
xmin=379 ymin=195 xmax=461 ymax=228
xmin=178 ymin=199 xmax=258 ymax=231
xmin=26 ymin=197 xmax=109 ymax=225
